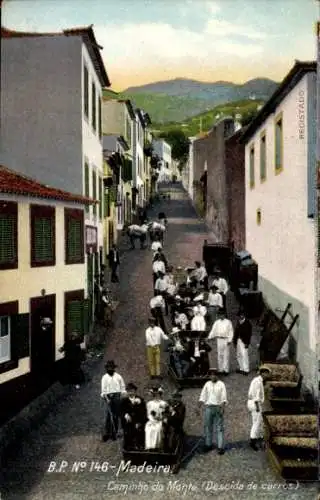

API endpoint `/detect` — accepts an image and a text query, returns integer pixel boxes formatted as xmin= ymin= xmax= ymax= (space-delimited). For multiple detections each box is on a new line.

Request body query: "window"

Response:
xmin=0 ymin=316 xmax=10 ymax=364
xmin=99 ymin=176 xmax=103 ymax=219
xmin=83 ymin=64 xmax=89 ymax=118
xmin=0 ymin=201 xmax=18 ymax=270
xmin=65 ymin=209 xmax=84 ymax=264
xmin=98 ymin=96 xmax=102 ymax=140
xmin=92 ymin=82 xmax=96 ymax=131
xmin=84 ymin=162 xmax=90 ymax=213
xmin=256 ymin=208 xmax=262 ymax=226
xmin=126 ymin=117 xmax=131 ymax=147
xmin=260 ymin=132 xmax=266 ymax=182
xmin=64 ymin=290 xmax=87 ymax=342
xmin=104 ymin=189 xmax=110 ymax=218
xmin=92 ymin=170 xmax=97 ymax=216
xmin=275 ymin=112 xmax=283 ymax=173
xmin=249 ymin=145 xmax=255 ymax=188
xmin=30 ymin=205 xmax=55 ymax=267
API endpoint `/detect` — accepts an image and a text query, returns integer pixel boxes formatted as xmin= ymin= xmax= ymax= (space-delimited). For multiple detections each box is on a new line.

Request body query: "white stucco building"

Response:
xmin=241 ymin=61 xmax=317 ymax=394
xmin=152 ymin=139 xmax=172 ymax=182
xmin=182 ymin=137 xmax=196 ymax=199
xmin=133 ymin=110 xmax=145 ymax=207
xmin=1 ymin=26 xmax=111 ymax=323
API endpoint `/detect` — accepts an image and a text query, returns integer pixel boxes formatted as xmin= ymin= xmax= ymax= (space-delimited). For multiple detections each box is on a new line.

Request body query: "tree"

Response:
xmin=240 ymin=108 xmax=260 ymax=127
xmin=158 ymin=129 xmax=189 ymax=166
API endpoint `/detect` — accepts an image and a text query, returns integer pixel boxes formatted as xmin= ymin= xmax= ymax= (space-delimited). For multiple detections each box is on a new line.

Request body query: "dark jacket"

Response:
xmin=233 ymin=319 xmax=252 ymax=347
xmin=107 ymin=249 xmax=120 ymax=267
xmin=120 ymin=396 xmax=147 ymax=426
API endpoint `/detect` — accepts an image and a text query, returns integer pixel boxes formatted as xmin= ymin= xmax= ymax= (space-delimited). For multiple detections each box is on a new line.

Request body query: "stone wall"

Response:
xmin=225 ymin=130 xmax=246 ymax=251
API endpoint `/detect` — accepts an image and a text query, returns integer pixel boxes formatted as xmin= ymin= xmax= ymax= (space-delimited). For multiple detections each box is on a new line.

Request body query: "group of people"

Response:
xmin=126 ymin=212 xmax=167 ymax=250
xmin=100 ymin=206 xmax=269 ymax=458
xmin=100 ymin=360 xmax=185 ymax=452
xmin=198 ymin=365 xmax=271 ymax=454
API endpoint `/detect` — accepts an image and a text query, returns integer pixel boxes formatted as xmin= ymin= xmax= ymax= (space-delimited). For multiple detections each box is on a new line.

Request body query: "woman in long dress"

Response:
xmin=145 ymin=387 xmax=167 ymax=450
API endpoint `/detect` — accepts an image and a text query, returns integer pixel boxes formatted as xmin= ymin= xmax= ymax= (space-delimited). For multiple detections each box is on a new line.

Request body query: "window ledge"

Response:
xmin=0 ymin=359 xmax=18 ymax=374
xmin=31 ymin=260 xmax=56 ymax=268
xmin=275 ymin=167 xmax=283 ymax=175
xmin=0 ymin=261 xmax=18 ymax=271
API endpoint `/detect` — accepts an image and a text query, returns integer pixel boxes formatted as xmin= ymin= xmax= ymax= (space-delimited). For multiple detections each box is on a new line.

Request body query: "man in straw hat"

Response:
xmin=198 ymin=369 xmax=227 ymax=454
xmin=121 ymin=382 xmax=147 ymax=450
xmin=101 ymin=360 xmax=126 ymax=442
xmin=247 ymin=365 xmax=271 ymax=450
xmin=145 ymin=317 xmax=169 ymax=379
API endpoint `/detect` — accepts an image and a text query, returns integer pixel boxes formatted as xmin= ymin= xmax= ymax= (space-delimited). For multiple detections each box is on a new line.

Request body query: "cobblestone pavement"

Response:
xmin=1 ymin=184 xmax=317 ymax=500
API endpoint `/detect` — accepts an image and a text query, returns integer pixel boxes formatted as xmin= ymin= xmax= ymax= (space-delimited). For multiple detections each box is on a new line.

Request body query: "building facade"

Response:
xmin=0 ymin=166 xmax=93 ymax=424
xmin=152 ymin=139 xmax=172 ymax=183
xmin=242 ymin=61 xmax=317 ymax=394
xmin=102 ymin=98 xmax=135 ymax=226
xmin=133 ymin=110 xmax=145 ymax=208
xmin=1 ymin=26 xmax=110 ymax=329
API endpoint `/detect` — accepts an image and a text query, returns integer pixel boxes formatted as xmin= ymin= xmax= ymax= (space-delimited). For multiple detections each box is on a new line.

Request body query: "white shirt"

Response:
xmin=129 ymin=224 xmax=141 ymax=233
xmin=191 ymin=314 xmax=206 ymax=331
xmin=147 ymin=399 xmax=167 ymax=419
xmin=175 ymin=313 xmax=189 ymax=329
xmin=193 ymin=304 xmax=207 ymax=316
xmin=248 ymin=375 xmax=264 ymax=404
xmin=155 ymin=276 xmax=169 ymax=292
xmin=140 ymin=224 xmax=148 ymax=234
xmin=199 ymin=380 xmax=227 ymax=406
xmin=212 ymin=278 xmax=229 ymax=295
xmin=150 ymin=295 xmax=165 ymax=310
xmin=208 ymin=318 xmax=233 ymax=341
xmin=145 ymin=326 xmax=169 ymax=346
xmin=195 ymin=266 xmax=207 ymax=282
xmin=153 ymin=261 xmax=166 ymax=274
xmin=194 ymin=339 xmax=200 ymax=357
xmin=207 ymin=292 xmax=223 ymax=307
xmin=167 ymin=282 xmax=177 ymax=296
xmin=101 ymin=372 xmax=126 ymax=397
xmin=151 ymin=241 xmax=162 ymax=253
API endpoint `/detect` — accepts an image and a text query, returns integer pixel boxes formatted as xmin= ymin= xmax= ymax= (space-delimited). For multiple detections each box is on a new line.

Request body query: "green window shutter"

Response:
xmin=82 ymin=299 xmax=90 ymax=337
xmin=67 ymin=218 xmax=82 ymax=262
xmin=11 ymin=313 xmax=30 ymax=360
xmin=110 ymin=186 xmax=117 ymax=203
xmin=0 ymin=213 xmax=16 ymax=264
xmin=84 ymin=163 xmax=90 ymax=213
xmin=104 ymin=189 xmax=110 ymax=217
xmin=249 ymin=147 xmax=255 ymax=187
xmin=98 ymin=97 xmax=102 ymax=139
xmin=99 ymin=177 xmax=103 ymax=219
xmin=92 ymin=171 xmax=97 ymax=215
xmin=34 ymin=217 xmax=54 ymax=262
xmin=87 ymin=254 xmax=94 ymax=297
xmin=66 ymin=300 xmax=83 ymax=341
xmin=92 ymin=82 xmax=96 ymax=131
xmin=84 ymin=65 xmax=89 ymax=118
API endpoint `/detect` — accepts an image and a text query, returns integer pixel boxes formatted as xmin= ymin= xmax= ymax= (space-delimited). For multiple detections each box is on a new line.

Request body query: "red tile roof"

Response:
xmin=1 ymin=25 xmax=110 ymax=87
xmin=0 ymin=165 xmax=97 ymax=205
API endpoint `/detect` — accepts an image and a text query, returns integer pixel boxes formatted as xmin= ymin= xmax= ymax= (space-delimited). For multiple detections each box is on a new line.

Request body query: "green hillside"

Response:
xmin=151 ymin=99 xmax=265 ymax=137
xmin=118 ymin=92 xmax=212 ymax=124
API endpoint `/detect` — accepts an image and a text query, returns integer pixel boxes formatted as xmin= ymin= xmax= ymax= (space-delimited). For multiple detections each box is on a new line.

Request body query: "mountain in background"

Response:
xmin=111 ymin=77 xmax=278 ymax=124
xmin=123 ymin=77 xmax=278 ymax=101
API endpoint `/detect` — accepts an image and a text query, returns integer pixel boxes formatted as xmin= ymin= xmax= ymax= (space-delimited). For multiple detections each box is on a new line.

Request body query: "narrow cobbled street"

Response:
xmin=1 ymin=185 xmax=316 ymax=500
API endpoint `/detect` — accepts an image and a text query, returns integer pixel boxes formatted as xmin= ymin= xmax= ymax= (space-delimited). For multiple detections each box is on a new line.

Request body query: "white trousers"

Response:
xmin=248 ymin=404 xmax=263 ymax=439
xmin=236 ymin=339 xmax=249 ymax=373
xmin=217 ymin=338 xmax=230 ymax=373
xmin=145 ymin=421 xmax=163 ymax=449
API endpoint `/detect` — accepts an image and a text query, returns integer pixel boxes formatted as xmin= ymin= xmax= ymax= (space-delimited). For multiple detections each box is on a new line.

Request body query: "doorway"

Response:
xmin=30 ymin=294 xmax=56 ymax=377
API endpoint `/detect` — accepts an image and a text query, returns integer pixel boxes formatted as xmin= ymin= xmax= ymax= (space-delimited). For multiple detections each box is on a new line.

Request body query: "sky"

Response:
xmin=2 ymin=0 xmax=319 ymax=91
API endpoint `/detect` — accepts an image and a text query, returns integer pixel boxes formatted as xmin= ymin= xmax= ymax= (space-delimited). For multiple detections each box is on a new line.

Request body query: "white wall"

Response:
xmin=0 ymin=36 xmax=83 ymax=194
xmin=245 ymin=73 xmax=317 ymax=390
xmin=82 ymin=43 xmax=104 ymax=249
xmin=0 ymin=195 xmax=86 ymax=384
